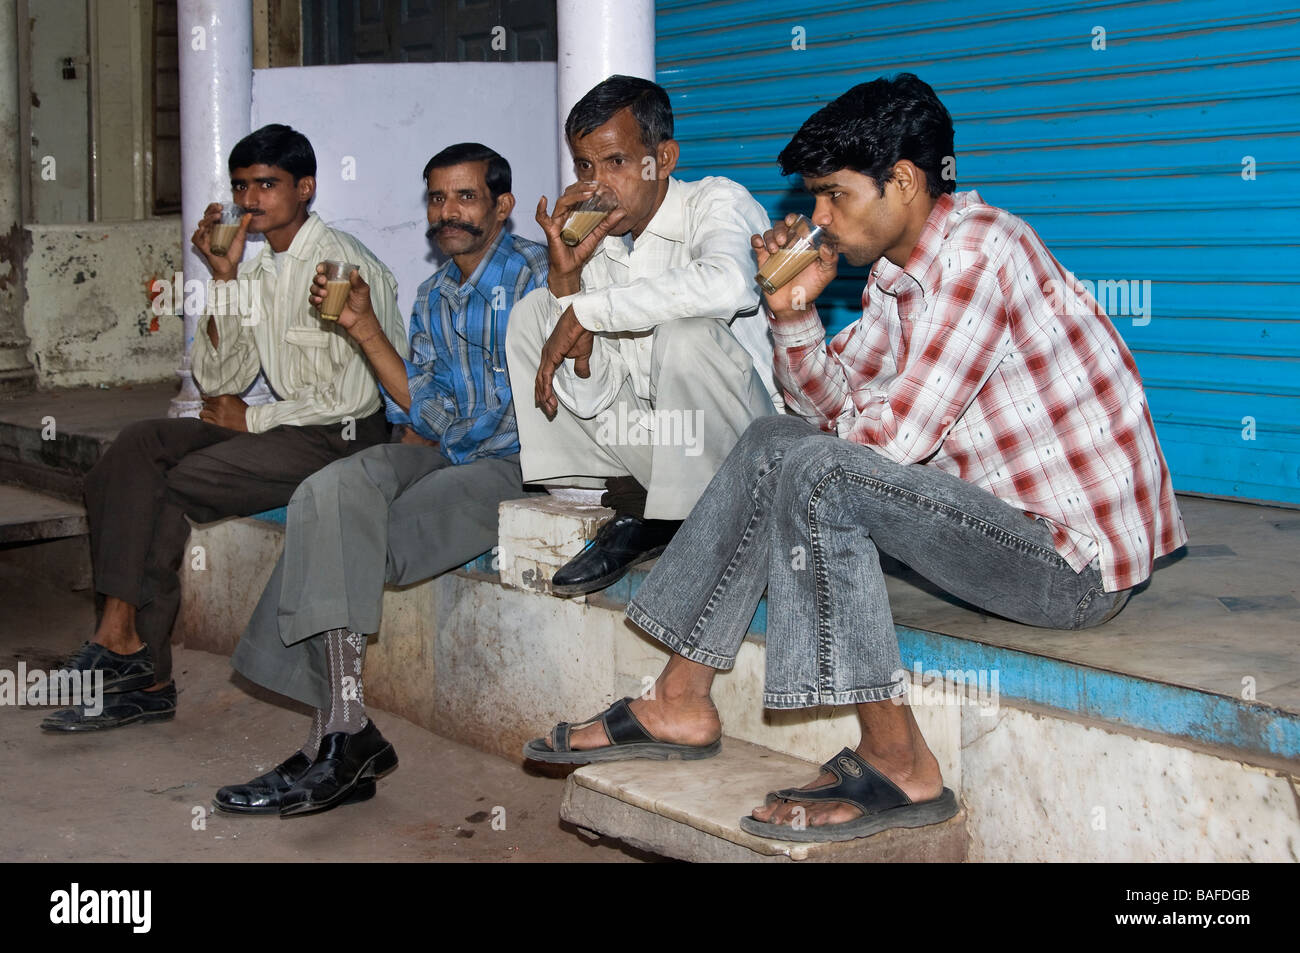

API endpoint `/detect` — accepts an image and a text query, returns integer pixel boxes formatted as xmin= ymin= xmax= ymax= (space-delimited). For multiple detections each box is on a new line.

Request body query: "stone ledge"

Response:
xmin=497 ymin=494 xmax=612 ymax=597
xmin=0 ymin=484 xmax=87 ymax=543
xmin=561 ymin=738 xmax=968 ymax=863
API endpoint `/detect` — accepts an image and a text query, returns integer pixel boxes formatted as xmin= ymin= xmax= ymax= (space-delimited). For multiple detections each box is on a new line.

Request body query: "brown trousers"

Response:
xmin=83 ymin=412 xmax=388 ymax=683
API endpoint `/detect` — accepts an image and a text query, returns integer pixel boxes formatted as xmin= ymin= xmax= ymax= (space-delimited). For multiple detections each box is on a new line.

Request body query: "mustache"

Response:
xmin=427 ymin=220 xmax=484 ymax=240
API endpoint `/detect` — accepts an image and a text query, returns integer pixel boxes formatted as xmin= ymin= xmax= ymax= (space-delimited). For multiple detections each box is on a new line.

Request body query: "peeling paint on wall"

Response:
xmin=0 ymin=221 xmax=30 ymax=297
xmin=21 ymin=218 xmax=184 ymax=387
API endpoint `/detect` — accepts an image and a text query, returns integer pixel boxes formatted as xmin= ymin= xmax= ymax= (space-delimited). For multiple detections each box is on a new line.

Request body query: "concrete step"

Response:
xmin=560 ymin=737 xmax=968 ymax=862
xmin=181 ymin=501 xmax=1300 ymax=861
xmin=0 ymin=483 xmax=87 ymax=543
xmin=0 ymin=380 xmax=175 ymax=499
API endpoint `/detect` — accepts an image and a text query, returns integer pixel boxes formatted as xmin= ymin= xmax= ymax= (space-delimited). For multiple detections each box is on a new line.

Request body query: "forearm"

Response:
xmin=769 ymin=304 xmax=852 ymax=427
xmin=245 ymin=390 xmax=380 ymax=433
xmin=572 ymin=257 xmax=758 ymax=334
xmin=349 ymin=312 xmax=410 ymax=411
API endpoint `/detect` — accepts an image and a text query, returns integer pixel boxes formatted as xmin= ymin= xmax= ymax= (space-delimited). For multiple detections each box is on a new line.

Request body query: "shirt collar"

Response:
xmin=640 ymin=177 xmax=686 ymax=244
xmin=875 ymin=191 xmax=984 ymax=299
xmin=433 ymin=228 xmax=512 ymax=306
xmin=597 ymin=177 xmax=684 ymax=266
xmin=249 ymin=211 xmax=326 ymax=272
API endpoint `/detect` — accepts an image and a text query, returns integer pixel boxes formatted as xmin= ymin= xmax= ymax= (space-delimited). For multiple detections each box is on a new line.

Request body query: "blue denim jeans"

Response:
xmin=625 ymin=416 xmax=1131 ymax=709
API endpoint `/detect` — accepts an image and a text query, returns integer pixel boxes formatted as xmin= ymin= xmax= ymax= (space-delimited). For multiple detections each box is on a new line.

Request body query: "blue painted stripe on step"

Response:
xmin=896 ymin=627 xmax=1300 ymax=763
xmin=462 ymin=552 xmax=498 ymax=575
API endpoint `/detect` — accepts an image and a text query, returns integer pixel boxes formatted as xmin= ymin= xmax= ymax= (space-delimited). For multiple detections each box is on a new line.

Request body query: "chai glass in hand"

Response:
xmin=560 ymin=184 xmax=618 ymax=246
xmin=317 ymin=260 xmax=359 ymax=321
xmin=756 ymin=214 xmax=826 ymax=295
xmin=209 ymin=203 xmax=245 ymax=256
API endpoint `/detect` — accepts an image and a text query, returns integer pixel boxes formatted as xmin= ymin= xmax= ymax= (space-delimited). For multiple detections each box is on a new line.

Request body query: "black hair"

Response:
xmin=565 ymin=74 xmax=674 ymax=152
xmin=420 ymin=142 xmax=512 ymax=202
xmin=227 ymin=123 xmax=316 ymax=182
xmin=778 ymin=73 xmax=956 ymax=197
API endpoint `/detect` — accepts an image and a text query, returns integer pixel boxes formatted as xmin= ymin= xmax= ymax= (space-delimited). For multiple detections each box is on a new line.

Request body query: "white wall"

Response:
xmin=251 ymin=62 xmax=559 ymax=320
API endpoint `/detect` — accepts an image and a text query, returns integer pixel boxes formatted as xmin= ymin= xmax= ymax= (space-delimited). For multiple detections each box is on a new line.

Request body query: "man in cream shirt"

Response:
xmin=43 ymin=124 xmax=405 ymax=732
xmin=508 ymin=76 xmax=780 ymax=597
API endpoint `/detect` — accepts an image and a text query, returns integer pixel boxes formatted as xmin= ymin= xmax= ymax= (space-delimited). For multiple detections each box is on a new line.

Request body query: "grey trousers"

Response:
xmin=230 ymin=443 xmax=530 ymax=709
xmin=505 ymin=293 xmax=777 ymax=520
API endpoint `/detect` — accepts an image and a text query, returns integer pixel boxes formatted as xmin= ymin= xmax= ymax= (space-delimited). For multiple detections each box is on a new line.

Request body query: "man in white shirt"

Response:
xmin=507 ymin=75 xmax=779 ymax=597
xmin=43 ymin=125 xmax=406 ymax=732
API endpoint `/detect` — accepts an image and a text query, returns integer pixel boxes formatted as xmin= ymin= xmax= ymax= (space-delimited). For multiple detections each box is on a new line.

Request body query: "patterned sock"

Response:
xmin=323 ymin=627 xmax=368 ymax=735
xmin=300 ymin=707 xmax=325 ymax=761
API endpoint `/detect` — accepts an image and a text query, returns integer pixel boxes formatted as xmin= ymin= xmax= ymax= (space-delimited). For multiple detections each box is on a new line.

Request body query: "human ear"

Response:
xmin=656 ymin=140 xmax=680 ymax=180
xmin=495 ymin=192 xmax=516 ymax=222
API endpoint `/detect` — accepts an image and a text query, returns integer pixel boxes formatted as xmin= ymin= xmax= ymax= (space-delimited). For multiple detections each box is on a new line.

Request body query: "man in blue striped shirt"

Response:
xmin=213 ymin=143 xmax=547 ymax=817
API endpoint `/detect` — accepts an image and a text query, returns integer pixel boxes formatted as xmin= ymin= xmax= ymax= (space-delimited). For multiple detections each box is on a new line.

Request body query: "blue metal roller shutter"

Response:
xmin=656 ymin=0 xmax=1300 ymax=507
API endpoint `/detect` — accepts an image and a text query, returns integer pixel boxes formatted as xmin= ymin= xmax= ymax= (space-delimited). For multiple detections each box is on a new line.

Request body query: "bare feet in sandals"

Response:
xmin=749 ymin=742 xmax=943 ymax=830
xmin=743 ymin=704 xmax=953 ymax=841
xmin=553 ymin=690 xmax=721 ymax=752
xmin=523 ymin=655 xmax=724 ymax=763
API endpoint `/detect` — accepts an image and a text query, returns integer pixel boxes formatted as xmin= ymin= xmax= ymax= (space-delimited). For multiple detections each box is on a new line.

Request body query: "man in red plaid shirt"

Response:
xmin=524 ymin=73 xmax=1186 ymax=843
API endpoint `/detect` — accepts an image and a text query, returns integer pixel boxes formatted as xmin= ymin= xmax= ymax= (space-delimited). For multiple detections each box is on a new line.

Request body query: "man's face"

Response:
xmin=804 ymin=167 xmax=910 ymax=268
xmin=425 ymin=160 xmax=509 ymax=258
xmin=230 ymin=164 xmax=312 ymax=234
xmin=569 ymin=108 xmax=674 ymax=238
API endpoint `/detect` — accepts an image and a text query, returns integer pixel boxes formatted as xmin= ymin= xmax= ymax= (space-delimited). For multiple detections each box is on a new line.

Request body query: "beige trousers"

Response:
xmin=506 ymin=291 xmax=777 ymax=520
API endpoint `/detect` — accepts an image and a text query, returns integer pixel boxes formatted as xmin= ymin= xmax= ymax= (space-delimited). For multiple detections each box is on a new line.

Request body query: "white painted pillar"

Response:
xmin=171 ymin=0 xmax=252 ymax=417
xmin=555 ymin=0 xmax=656 ymax=182
xmin=0 ymin=0 xmax=36 ymax=392
xmin=549 ymin=0 xmax=655 ymax=505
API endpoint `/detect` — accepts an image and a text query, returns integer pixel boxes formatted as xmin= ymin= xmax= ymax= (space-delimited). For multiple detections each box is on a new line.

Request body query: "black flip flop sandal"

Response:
xmin=738 ymin=747 xmax=958 ymax=842
xmin=522 ymin=697 xmax=721 ymax=764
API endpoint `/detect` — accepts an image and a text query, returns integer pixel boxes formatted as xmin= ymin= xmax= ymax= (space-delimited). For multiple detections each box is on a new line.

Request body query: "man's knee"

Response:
xmin=99 ymin=418 xmax=192 ymax=462
xmin=650 ymin=319 xmax=723 ymax=367
xmin=165 ymin=447 xmax=235 ymax=497
xmin=737 ymin=414 xmax=816 ymax=455
xmin=289 ymin=445 xmax=385 ymax=505
xmin=88 ymin=418 xmax=196 ymax=493
xmin=716 ymin=414 xmax=820 ymax=481
xmin=779 ymin=431 xmax=870 ymax=495
xmin=114 ymin=418 xmax=166 ymax=447
xmin=651 ymin=320 xmax=762 ymax=401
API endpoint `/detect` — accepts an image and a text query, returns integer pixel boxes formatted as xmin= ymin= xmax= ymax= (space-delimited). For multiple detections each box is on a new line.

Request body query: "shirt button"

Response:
xmin=593 ymin=322 xmax=604 ymax=331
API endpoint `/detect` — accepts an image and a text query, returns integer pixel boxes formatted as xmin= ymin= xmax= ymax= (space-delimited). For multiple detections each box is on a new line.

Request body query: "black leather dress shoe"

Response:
xmin=551 ymin=515 xmax=681 ymax=597
xmin=213 ymin=750 xmax=376 ymax=815
xmin=53 ymin=641 xmax=155 ymax=694
xmin=40 ymin=682 xmax=176 ymax=732
xmin=280 ymin=720 xmax=398 ymax=817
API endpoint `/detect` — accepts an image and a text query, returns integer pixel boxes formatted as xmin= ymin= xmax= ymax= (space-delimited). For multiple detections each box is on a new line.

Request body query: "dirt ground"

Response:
xmin=0 ymin=561 xmax=649 ymax=863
